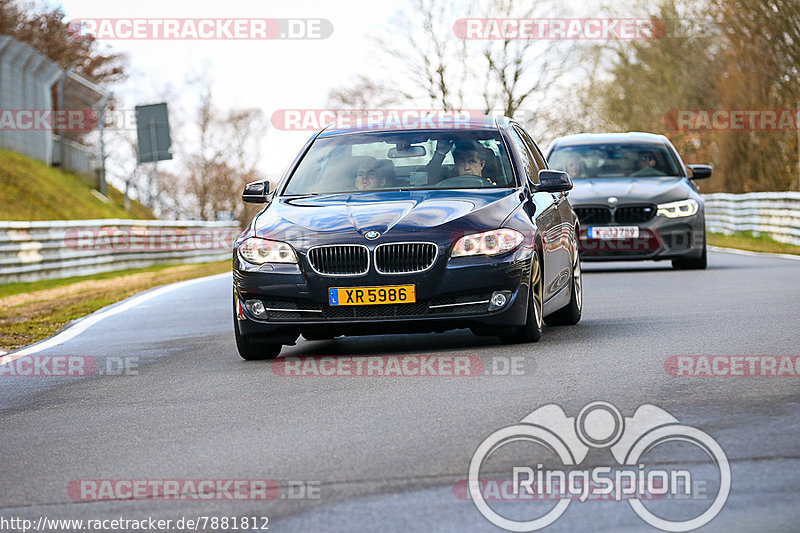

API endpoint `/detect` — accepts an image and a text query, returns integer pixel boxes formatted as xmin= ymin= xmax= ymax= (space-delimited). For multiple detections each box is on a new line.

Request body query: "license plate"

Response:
xmin=329 ymin=285 xmax=416 ymax=306
xmin=588 ymin=226 xmax=639 ymax=239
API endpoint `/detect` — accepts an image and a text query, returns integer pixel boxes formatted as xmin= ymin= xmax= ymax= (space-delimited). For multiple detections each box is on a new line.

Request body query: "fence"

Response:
xmin=0 ymin=36 xmax=62 ymax=164
xmin=0 ymin=219 xmax=241 ymax=284
xmin=52 ymin=135 xmax=97 ymax=177
xmin=703 ymin=192 xmax=800 ymax=246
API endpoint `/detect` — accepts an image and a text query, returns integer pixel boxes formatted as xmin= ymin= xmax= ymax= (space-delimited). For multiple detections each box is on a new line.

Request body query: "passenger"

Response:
xmin=564 ymin=155 xmax=588 ymax=178
xmin=355 ymin=159 xmax=393 ymax=190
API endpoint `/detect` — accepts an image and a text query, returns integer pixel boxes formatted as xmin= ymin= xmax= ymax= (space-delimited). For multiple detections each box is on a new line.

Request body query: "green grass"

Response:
xmin=0 ymin=260 xmax=230 ymax=351
xmin=0 ymin=261 xmax=225 ymax=299
xmin=0 ymin=150 xmax=153 ymax=220
xmin=708 ymin=231 xmax=800 ymax=256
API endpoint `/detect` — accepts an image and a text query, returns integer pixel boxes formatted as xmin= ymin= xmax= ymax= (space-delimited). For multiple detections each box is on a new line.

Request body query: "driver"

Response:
xmin=635 ymin=150 xmax=658 ymax=172
xmin=452 ymin=141 xmax=486 ymax=177
xmin=426 ymin=139 xmax=493 ymax=184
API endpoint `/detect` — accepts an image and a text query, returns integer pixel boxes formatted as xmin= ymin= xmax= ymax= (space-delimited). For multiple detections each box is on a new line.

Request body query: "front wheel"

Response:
xmin=235 ymin=324 xmax=282 ymax=360
xmin=672 ymin=237 xmax=707 ymax=270
xmin=500 ymin=254 xmax=544 ymax=344
xmin=233 ymin=296 xmax=282 ymax=360
xmin=545 ymin=250 xmax=582 ymax=326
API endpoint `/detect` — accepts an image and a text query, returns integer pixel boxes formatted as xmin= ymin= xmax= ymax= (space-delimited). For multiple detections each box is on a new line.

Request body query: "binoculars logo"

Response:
xmin=468 ymin=401 xmax=730 ymax=532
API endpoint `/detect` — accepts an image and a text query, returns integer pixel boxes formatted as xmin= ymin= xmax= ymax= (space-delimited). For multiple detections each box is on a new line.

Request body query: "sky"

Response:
xmin=56 ymin=0 xmax=403 ymax=190
xmin=52 ymin=0 xmax=655 ymax=198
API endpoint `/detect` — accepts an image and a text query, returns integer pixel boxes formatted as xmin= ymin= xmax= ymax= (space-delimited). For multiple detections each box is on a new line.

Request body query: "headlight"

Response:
xmin=657 ymin=199 xmax=699 ymax=218
xmin=451 ymin=229 xmax=524 ymax=257
xmin=238 ymin=237 xmax=297 ymax=264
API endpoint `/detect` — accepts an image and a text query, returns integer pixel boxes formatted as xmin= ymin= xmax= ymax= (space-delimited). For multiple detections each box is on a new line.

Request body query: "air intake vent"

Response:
xmin=615 ymin=205 xmax=656 ymax=223
xmin=574 ymin=207 xmax=612 ymax=224
xmin=307 ymin=245 xmax=369 ymax=276
xmin=374 ymin=242 xmax=437 ymax=274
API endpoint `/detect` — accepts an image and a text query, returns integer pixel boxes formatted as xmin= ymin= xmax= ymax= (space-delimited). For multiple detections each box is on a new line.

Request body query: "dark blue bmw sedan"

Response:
xmin=232 ymin=116 xmax=582 ymax=359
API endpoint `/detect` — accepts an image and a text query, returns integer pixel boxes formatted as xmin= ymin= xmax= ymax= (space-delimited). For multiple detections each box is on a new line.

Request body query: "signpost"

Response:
xmin=96 ymin=92 xmax=112 ymax=196
xmin=135 ymin=103 xmax=172 ymax=210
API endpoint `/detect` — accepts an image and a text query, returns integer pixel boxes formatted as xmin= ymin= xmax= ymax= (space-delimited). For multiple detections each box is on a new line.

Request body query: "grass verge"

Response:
xmin=0 ymin=261 xmax=229 ymax=352
xmin=0 ymin=150 xmax=153 ymax=220
xmin=708 ymin=231 xmax=800 ymax=256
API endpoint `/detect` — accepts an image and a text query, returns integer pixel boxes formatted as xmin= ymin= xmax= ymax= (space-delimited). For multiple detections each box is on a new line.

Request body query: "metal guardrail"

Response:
xmin=704 ymin=192 xmax=800 ymax=246
xmin=0 ymin=219 xmax=240 ymax=283
xmin=2 ymin=194 xmax=797 ymax=284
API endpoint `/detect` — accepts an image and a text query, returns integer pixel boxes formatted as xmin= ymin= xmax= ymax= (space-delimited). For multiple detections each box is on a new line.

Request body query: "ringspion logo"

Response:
xmin=468 ymin=402 xmax=729 ymax=531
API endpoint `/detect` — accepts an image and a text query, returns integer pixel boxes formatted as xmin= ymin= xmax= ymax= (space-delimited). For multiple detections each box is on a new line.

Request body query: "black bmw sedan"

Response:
xmin=546 ymin=132 xmax=710 ymax=269
xmin=233 ymin=116 xmax=582 ymax=359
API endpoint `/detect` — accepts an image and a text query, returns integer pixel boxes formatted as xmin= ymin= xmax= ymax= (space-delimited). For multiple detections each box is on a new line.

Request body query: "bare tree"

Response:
xmin=172 ymin=76 xmax=268 ymax=221
xmin=373 ymin=0 xmax=469 ymax=110
xmin=477 ymin=0 xmax=576 ymax=119
xmin=340 ymin=0 xmax=579 ymax=136
xmin=327 ymin=75 xmax=404 ymax=109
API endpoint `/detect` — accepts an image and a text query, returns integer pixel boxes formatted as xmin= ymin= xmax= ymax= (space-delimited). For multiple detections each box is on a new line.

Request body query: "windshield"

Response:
xmin=548 ymin=143 xmax=682 ymax=178
xmin=282 ymin=130 xmax=515 ymax=195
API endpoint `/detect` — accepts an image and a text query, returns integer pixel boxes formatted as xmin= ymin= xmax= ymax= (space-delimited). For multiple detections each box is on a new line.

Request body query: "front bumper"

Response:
xmin=578 ymin=214 xmax=705 ymax=262
xmin=234 ymin=246 xmax=533 ymax=341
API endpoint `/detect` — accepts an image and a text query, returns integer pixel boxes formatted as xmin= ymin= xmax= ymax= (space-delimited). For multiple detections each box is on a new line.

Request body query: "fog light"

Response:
xmin=244 ymin=299 xmax=266 ymax=318
xmin=489 ymin=291 xmax=512 ymax=311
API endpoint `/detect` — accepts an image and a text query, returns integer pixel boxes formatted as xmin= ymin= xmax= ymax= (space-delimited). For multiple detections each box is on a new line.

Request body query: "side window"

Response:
xmin=509 ymin=126 xmax=537 ymax=184
xmin=515 ymin=125 xmax=548 ymax=172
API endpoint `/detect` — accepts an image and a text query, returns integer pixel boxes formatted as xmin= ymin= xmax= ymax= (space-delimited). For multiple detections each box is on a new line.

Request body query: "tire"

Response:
xmin=545 ymin=249 xmax=582 ymax=326
xmin=233 ymin=295 xmax=282 ymax=360
xmin=500 ymin=253 xmax=544 ymax=344
xmin=672 ymin=236 xmax=707 ymax=270
xmin=302 ymin=332 xmax=335 ymax=341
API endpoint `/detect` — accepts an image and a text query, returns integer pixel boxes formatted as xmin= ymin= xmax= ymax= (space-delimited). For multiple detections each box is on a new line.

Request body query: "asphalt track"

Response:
xmin=1 ymin=249 xmax=799 ymax=532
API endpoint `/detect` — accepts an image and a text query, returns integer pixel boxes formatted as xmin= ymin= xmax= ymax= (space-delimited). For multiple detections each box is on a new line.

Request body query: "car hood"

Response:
xmin=569 ymin=177 xmax=693 ymax=205
xmin=253 ymin=189 xmax=520 ymax=242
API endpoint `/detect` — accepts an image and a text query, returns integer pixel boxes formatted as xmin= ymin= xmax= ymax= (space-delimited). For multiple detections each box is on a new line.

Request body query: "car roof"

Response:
xmin=550 ymin=132 xmax=671 ymax=147
xmin=317 ymin=114 xmax=503 ymax=137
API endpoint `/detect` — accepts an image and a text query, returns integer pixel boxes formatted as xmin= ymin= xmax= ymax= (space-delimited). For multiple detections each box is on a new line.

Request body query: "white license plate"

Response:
xmin=588 ymin=226 xmax=639 ymax=239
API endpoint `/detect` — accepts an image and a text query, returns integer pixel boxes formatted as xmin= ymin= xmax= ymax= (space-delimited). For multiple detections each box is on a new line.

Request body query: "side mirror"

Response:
xmin=242 ymin=180 xmax=270 ymax=203
xmin=536 ymin=169 xmax=573 ymax=193
xmin=687 ymin=164 xmax=712 ymax=179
